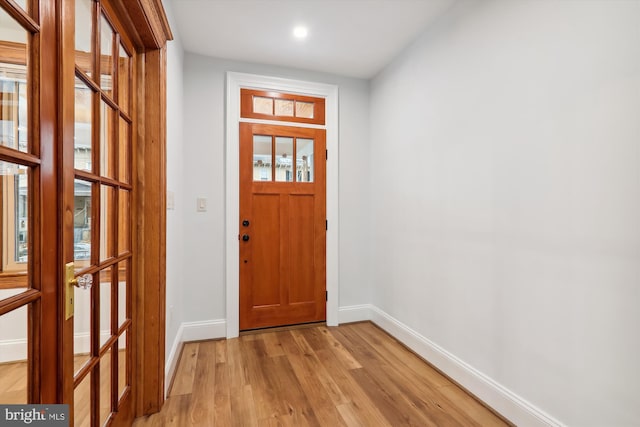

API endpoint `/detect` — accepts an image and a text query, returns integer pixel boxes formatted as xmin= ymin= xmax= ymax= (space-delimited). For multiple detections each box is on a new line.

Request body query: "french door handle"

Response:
xmin=71 ymin=274 xmax=93 ymax=290
xmin=65 ymin=263 xmax=93 ymax=320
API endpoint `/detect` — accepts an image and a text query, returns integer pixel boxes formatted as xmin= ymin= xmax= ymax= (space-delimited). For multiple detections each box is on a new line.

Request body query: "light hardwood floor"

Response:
xmin=134 ymin=322 xmax=511 ymax=426
xmin=0 ymin=352 xmax=125 ymax=427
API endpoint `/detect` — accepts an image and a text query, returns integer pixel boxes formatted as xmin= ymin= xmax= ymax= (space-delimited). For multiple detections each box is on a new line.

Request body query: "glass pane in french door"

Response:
xmin=0 ymin=304 xmax=28 ymax=403
xmin=1 ymin=162 xmax=30 ymax=287
xmin=76 ymin=0 xmax=94 ymax=77
xmin=74 ymin=372 xmax=91 ymax=427
xmin=0 ymin=7 xmax=28 ymax=153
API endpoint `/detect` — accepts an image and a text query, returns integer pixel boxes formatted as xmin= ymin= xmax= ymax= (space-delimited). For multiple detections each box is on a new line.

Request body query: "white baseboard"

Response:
xmin=338 ymin=304 xmax=373 ymax=324
xmin=0 ymin=331 xmax=113 ymax=364
xmin=164 ymin=319 xmax=227 ymax=396
xmin=0 ymin=339 xmax=27 ymax=363
xmin=164 ymin=323 xmax=185 ymax=397
xmin=368 ymin=305 xmax=565 ymax=427
xmin=181 ymin=319 xmax=227 ymax=342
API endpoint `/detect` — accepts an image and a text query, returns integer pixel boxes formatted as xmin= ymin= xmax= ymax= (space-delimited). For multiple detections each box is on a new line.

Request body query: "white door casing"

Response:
xmin=225 ymin=72 xmax=339 ymax=337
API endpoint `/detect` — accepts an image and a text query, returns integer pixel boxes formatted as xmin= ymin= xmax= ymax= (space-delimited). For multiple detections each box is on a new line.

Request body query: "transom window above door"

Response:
xmin=241 ymin=88 xmax=325 ymax=125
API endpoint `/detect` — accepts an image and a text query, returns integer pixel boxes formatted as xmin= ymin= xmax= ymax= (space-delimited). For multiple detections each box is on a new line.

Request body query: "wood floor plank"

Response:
xmin=335 ymin=402 xmax=365 ymax=427
xmin=276 ymin=331 xmax=348 ymax=426
xmin=262 ymin=330 xmax=285 ymax=358
xmin=312 ymin=347 xmax=394 ymax=426
xmin=350 ymin=322 xmax=508 ymax=426
xmin=169 ymin=342 xmax=199 ymax=396
xmin=352 ymin=322 xmax=452 ymax=388
xmin=132 ymin=322 xmax=511 ymax=427
xmin=317 ymin=326 xmax=362 ymax=370
xmin=262 ymin=354 xmax=322 ymax=426
xmin=335 ymin=323 xmax=475 ymax=426
xmin=0 ymin=362 xmax=28 ymax=404
xmin=213 ymin=349 xmax=232 ymax=427
xmin=286 ymin=330 xmax=349 ymax=407
xmin=236 ymin=384 xmax=259 ymax=427
xmin=215 ymin=339 xmax=227 ymax=365
xmin=188 ymin=341 xmax=216 ymax=426
xmin=240 ymin=336 xmax=288 ymax=423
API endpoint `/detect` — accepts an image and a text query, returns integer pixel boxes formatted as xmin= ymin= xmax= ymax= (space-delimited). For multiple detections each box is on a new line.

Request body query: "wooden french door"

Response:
xmin=0 ymin=0 xmax=170 ymax=425
xmin=0 ymin=0 xmax=60 ymax=407
xmin=239 ymin=122 xmax=326 ymax=330
xmin=64 ymin=1 xmax=136 ymax=425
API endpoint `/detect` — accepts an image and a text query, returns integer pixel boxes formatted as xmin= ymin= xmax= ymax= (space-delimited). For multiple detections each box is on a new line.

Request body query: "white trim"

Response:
xmin=225 ymin=72 xmax=339 ymax=338
xmin=182 ymin=319 xmax=227 ymax=342
xmin=0 ymin=331 xmax=113 ymax=364
xmin=164 ymin=319 xmax=226 ymax=396
xmin=0 ymin=339 xmax=27 ymax=363
xmin=238 ymin=117 xmax=326 ymax=130
xmin=369 ymin=306 xmax=566 ymax=427
xmin=164 ymin=323 xmax=184 ymax=396
xmin=338 ymin=304 xmax=373 ymax=324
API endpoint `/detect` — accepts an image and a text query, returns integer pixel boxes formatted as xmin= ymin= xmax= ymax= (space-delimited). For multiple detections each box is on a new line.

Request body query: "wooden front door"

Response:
xmin=239 ymin=123 xmax=326 ymax=330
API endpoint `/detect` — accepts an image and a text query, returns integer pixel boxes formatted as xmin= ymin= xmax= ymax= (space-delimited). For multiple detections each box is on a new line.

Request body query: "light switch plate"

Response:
xmin=167 ymin=191 xmax=175 ymax=210
xmin=197 ymin=197 xmax=207 ymax=212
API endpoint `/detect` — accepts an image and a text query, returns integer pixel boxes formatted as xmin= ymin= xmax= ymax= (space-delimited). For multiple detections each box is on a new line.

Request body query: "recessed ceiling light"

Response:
xmin=293 ymin=26 xmax=308 ymax=39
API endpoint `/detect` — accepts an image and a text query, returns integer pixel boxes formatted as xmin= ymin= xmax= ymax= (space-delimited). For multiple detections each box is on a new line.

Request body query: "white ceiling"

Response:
xmin=169 ymin=0 xmax=456 ymax=79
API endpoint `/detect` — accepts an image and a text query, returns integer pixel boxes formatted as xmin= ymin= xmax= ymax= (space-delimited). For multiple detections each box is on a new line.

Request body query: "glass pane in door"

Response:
xmin=117 ymin=330 xmax=128 ymax=401
xmin=0 ymin=169 xmax=28 ymax=304
xmin=0 ymin=7 xmax=29 ymax=153
xmin=74 ymin=180 xmax=92 ymax=265
xmin=74 ymin=372 xmax=92 ymax=427
xmin=99 ymin=348 xmax=113 ymax=425
xmin=75 ymin=0 xmax=94 ymax=77
xmin=117 ymin=260 xmax=128 ymax=328
xmin=99 ymin=268 xmax=112 ymax=348
xmin=118 ymin=117 xmax=130 ymax=183
xmin=118 ymin=189 xmax=130 ymax=254
xmin=99 ymin=13 xmax=114 ymax=96
xmin=74 ymin=79 xmax=93 ymax=172
xmin=118 ymin=45 xmax=130 ymax=115
xmin=100 ymin=185 xmax=114 ymax=261
xmin=13 ymin=0 xmax=27 ymax=12
xmin=1 ymin=161 xmax=30 ymax=287
xmin=0 ymin=304 xmax=28 ymax=403
xmin=275 ymin=137 xmax=293 ymax=182
xmin=296 ymin=138 xmax=314 ymax=183
xmin=73 ymin=277 xmax=92 ymax=375
xmin=100 ymin=100 xmax=115 ymax=179
xmin=253 ymin=135 xmax=272 ymax=181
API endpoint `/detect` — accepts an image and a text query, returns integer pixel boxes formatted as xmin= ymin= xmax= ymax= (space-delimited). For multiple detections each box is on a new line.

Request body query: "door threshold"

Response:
xmin=239 ymin=321 xmax=326 ymax=336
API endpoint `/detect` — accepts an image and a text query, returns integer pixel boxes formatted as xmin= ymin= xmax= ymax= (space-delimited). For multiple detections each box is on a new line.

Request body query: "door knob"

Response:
xmin=65 ymin=263 xmax=92 ymax=320
xmin=242 ymin=220 xmax=250 ymax=227
xmin=71 ymin=274 xmax=93 ymax=290
xmin=242 ymin=234 xmax=250 ymax=242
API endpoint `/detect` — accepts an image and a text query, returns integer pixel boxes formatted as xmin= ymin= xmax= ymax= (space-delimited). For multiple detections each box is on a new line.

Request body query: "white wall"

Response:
xmin=163 ymin=0 xmax=185 ymax=377
xmin=181 ymin=54 xmax=372 ymax=323
xmin=369 ymin=1 xmax=640 ymax=426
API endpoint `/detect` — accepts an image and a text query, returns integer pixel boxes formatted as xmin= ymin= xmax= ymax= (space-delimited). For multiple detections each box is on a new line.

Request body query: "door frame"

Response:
xmin=225 ymin=72 xmax=339 ymax=338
